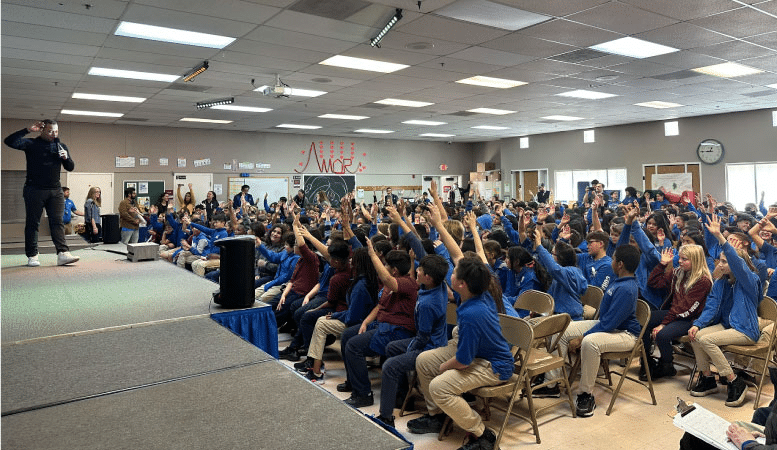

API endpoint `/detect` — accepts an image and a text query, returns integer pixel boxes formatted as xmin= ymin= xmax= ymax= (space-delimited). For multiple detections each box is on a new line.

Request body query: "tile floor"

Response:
xmin=277 ymin=333 xmax=774 ymax=450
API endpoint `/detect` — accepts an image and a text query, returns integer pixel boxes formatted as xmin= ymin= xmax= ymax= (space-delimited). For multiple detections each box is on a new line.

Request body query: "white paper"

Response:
xmin=224 ymin=163 xmax=232 ymax=170
xmin=214 ymin=184 xmax=222 ymax=195
xmin=239 ymin=162 xmax=254 ymax=170
xmin=673 ymin=403 xmax=738 ymax=450
xmin=177 ymin=158 xmax=186 ymax=167
xmin=115 ymin=156 xmax=135 ymax=168
xmin=139 ymin=158 xmax=149 ymax=166
xmin=139 ymin=182 xmax=148 ymax=194
xmin=160 ymin=158 xmax=168 ymax=166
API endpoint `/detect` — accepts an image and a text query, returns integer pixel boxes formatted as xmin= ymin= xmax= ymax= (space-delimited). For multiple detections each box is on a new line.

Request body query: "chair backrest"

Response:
xmin=446 ymin=302 xmax=458 ymax=326
xmin=634 ymin=299 xmax=651 ymax=341
xmin=581 ymin=285 xmax=604 ymax=315
xmin=499 ymin=314 xmax=534 ymax=363
xmin=530 ymin=313 xmax=571 ymax=355
xmin=758 ymin=296 xmax=777 ymax=322
xmin=514 ymin=290 xmax=554 ymax=316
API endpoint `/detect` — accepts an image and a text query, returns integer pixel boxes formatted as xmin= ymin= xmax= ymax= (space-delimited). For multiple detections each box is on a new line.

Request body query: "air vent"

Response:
xmin=652 ymin=70 xmax=702 ymax=81
xmin=548 ymin=49 xmax=609 ymax=64
xmin=167 ymin=83 xmax=210 ymax=92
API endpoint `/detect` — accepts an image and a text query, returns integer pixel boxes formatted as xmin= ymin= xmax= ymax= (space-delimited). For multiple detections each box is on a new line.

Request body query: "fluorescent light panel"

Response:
xmin=61 ymin=109 xmax=123 ymax=117
xmin=557 ymin=89 xmax=617 ymax=100
xmin=590 ymin=37 xmax=678 ymax=59
xmin=211 ymin=105 xmax=272 ymax=112
xmin=319 ymin=114 xmax=369 ymax=120
xmin=467 ymin=108 xmax=515 ymax=115
xmin=403 ymin=120 xmax=447 ymax=125
xmin=180 ymin=118 xmax=233 ymax=124
xmin=420 ymin=133 xmax=455 ymax=137
xmin=375 ymin=98 xmax=433 ymax=107
xmin=276 ymin=124 xmax=322 ymax=129
xmin=436 ymin=0 xmax=551 ymax=31
xmin=665 ymin=121 xmax=679 ymax=136
xmin=692 ymin=62 xmax=763 ymax=78
xmin=88 ymin=67 xmax=179 ymax=82
xmin=252 ymin=86 xmax=327 ymax=97
xmin=542 ymin=115 xmax=583 ymax=121
xmin=115 ymin=21 xmax=235 ymax=49
xmin=472 ymin=125 xmax=509 ymax=130
xmin=72 ymin=93 xmax=146 ymax=103
xmin=456 ymin=76 xmax=527 ymax=89
xmin=355 ymin=129 xmax=394 ymax=134
xmin=319 ymin=55 xmax=408 ymax=73
xmin=768 ymin=83 xmax=777 ymax=89
xmin=635 ymin=101 xmax=683 ymax=109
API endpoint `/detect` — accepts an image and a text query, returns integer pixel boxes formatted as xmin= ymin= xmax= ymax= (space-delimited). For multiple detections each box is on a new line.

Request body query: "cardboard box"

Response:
xmin=470 ymin=172 xmax=485 ymax=182
xmin=477 ymin=162 xmax=496 ymax=172
xmin=127 ymin=242 xmax=160 ymax=262
xmin=488 ymin=170 xmax=502 ymax=181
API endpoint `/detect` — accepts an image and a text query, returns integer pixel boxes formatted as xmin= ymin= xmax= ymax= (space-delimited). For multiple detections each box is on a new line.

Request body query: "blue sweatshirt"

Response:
xmin=189 ymin=222 xmax=228 ymax=255
xmin=535 ymin=245 xmax=586 ymax=320
xmin=693 ymin=242 xmax=762 ymax=342
xmin=407 ymin=282 xmax=449 ymax=352
xmin=257 ymin=244 xmax=300 ymax=291
xmin=624 ymin=222 xmax=666 ymax=309
xmin=331 ymin=277 xmax=377 ymax=326
xmin=585 ymin=275 xmax=641 ymax=336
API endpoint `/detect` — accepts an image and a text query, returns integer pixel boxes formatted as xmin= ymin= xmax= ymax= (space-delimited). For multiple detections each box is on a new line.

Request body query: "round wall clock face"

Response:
xmin=697 ymin=139 xmax=724 ymax=164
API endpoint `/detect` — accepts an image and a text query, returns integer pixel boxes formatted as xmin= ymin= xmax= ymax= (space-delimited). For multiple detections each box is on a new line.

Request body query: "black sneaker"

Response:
xmin=575 ymin=392 xmax=596 ymax=417
xmin=459 ymin=427 xmax=497 ymax=450
xmin=737 ymin=369 xmax=757 ymax=386
xmin=337 ymin=381 xmax=352 ymax=392
xmin=725 ymin=376 xmax=748 ymax=407
xmin=377 ymin=415 xmax=395 ymax=428
xmin=690 ymin=375 xmax=718 ymax=397
xmin=533 ymin=384 xmax=560 ymax=398
xmin=305 ymin=370 xmax=325 ymax=385
xmin=407 ymin=413 xmax=447 ymax=434
xmin=294 ymin=357 xmax=314 ymax=373
xmin=531 ymin=374 xmax=545 ymax=387
xmin=639 ymin=357 xmax=657 ymax=381
xmin=344 ymin=391 xmax=374 ymax=408
xmin=278 ymin=345 xmax=298 ymax=358
xmin=650 ymin=361 xmax=677 ymax=380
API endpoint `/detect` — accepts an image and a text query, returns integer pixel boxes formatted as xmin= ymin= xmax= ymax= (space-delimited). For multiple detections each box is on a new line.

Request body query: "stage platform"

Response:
xmin=1 ymin=246 xmax=411 ymax=450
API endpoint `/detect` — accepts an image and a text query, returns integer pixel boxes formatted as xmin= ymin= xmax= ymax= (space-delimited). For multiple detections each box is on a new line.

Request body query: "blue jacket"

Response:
xmin=257 ymin=244 xmax=300 ymax=291
xmin=577 ymin=252 xmax=615 ymax=291
xmin=407 ymin=282 xmax=449 ymax=352
xmin=623 ymin=222 xmax=666 ymax=309
xmin=535 ymin=245 xmax=586 ymax=320
xmin=233 ymin=192 xmax=254 ymax=209
xmin=585 ymin=276 xmax=641 ymax=336
xmin=189 ymin=222 xmax=228 ymax=255
xmin=693 ymin=242 xmax=762 ymax=342
xmin=331 ymin=277 xmax=377 ymax=326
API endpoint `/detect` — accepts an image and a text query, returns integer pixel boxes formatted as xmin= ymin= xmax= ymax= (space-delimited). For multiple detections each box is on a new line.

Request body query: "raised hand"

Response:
xmin=429 ymin=179 xmax=438 ymax=197
xmin=705 ymin=213 xmax=724 ymax=240
xmin=660 ymin=247 xmax=674 ymax=265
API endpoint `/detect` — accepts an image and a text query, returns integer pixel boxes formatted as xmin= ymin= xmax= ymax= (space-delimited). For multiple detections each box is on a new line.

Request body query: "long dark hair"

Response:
xmin=349 ymin=248 xmax=380 ymax=305
xmin=507 ymin=246 xmax=552 ymax=291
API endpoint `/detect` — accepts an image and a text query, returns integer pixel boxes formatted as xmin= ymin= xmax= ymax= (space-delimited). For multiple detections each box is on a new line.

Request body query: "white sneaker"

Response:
xmin=27 ymin=255 xmax=41 ymax=267
xmin=57 ymin=251 xmax=80 ymax=265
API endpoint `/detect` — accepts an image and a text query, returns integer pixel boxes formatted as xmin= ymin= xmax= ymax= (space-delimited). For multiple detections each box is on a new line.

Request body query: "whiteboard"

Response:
xmin=229 ymin=177 xmax=289 ymax=206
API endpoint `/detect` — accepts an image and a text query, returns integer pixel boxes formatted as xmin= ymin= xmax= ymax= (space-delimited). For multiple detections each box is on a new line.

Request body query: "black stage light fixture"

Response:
xmin=183 ymin=61 xmax=209 ymax=82
xmin=196 ymin=97 xmax=234 ymax=109
xmin=370 ymin=9 xmax=402 ymax=48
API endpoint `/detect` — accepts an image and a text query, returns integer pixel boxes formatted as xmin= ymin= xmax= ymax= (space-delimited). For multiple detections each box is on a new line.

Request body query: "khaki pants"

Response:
xmin=691 ymin=324 xmax=754 ymax=377
xmin=64 ymin=222 xmax=74 ymax=235
xmin=549 ymin=320 xmax=636 ymax=394
xmin=191 ymin=258 xmax=219 ymax=277
xmin=416 ymin=327 xmax=505 ymax=436
xmin=307 ymin=317 xmax=347 ymax=360
xmin=255 ymin=284 xmax=283 ymax=302
xmin=176 ymin=250 xmax=199 ymax=269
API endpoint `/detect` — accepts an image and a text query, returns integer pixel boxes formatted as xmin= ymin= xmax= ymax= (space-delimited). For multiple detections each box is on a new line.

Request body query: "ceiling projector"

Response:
xmin=261 ymin=84 xmax=291 ymax=97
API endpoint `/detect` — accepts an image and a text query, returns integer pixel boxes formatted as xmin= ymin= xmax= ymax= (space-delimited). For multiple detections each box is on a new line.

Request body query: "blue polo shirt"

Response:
xmin=407 ymin=282 xmax=449 ymax=352
xmin=63 ymin=198 xmax=77 ymax=223
xmin=456 ymin=292 xmax=515 ymax=381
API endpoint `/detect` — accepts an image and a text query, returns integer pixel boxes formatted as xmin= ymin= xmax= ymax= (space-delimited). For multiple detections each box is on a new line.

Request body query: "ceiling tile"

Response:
xmin=691 ymin=40 xmax=777 ymax=61
xmin=418 ymin=57 xmax=505 ymax=74
xmin=566 ymin=2 xmax=678 ymax=35
xmin=134 ymin=0 xmax=281 ymax=24
xmin=395 ymin=14 xmax=509 ymax=45
xmin=263 ymin=10 xmax=376 ymax=43
xmin=634 ymin=23 xmax=732 ymax=50
xmin=619 ymin=0 xmax=739 ymax=21
xmin=2 ymin=3 xmax=117 ymax=33
xmin=479 ymin=34 xmax=577 ymax=58
xmin=690 ymin=7 xmax=777 ymax=39
xmin=446 ymin=46 xmax=536 ymax=66
xmin=516 ymin=19 xmax=621 ymax=47
xmin=744 ymin=31 xmax=777 ymax=51
xmin=646 ymin=50 xmax=726 ymax=70
xmin=492 ymin=0 xmax=610 ymax=17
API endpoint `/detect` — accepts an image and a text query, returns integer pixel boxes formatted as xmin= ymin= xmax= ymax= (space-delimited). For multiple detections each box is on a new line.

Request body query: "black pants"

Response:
xmin=84 ymin=222 xmax=102 ymax=244
xmin=23 ymin=185 xmax=68 ymax=257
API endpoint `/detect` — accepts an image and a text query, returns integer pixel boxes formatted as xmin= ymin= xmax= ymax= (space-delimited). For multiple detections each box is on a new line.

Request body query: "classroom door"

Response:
xmin=523 ymin=171 xmax=539 ymax=202
xmin=173 ymin=173 xmax=213 ymax=208
xmin=67 ymin=173 xmax=114 ymax=217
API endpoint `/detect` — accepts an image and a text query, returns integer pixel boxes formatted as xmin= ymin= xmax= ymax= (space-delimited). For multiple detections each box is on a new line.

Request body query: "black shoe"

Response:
xmin=294 ymin=357 xmax=314 ymax=373
xmin=725 ymin=375 xmax=748 ymax=407
xmin=690 ymin=375 xmax=718 ymax=397
xmin=650 ymin=361 xmax=677 ymax=380
xmin=531 ymin=373 xmax=545 ymax=388
xmin=336 ymin=381 xmax=353 ymax=393
xmin=639 ymin=357 xmax=657 ymax=381
xmin=459 ymin=427 xmax=497 ymax=450
xmin=737 ymin=369 xmax=757 ymax=385
xmin=533 ymin=384 xmax=560 ymax=398
xmin=576 ymin=392 xmax=596 ymax=417
xmin=344 ymin=391 xmax=374 ymax=408
xmin=279 ymin=347 xmax=301 ymax=362
xmin=407 ymin=413 xmax=447 ymax=434
xmin=377 ymin=415 xmax=395 ymax=428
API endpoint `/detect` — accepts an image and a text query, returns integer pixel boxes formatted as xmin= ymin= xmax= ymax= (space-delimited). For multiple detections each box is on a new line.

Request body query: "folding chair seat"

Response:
xmin=581 ymin=285 xmax=604 ymax=320
xmin=514 ymin=290 xmax=554 ymax=318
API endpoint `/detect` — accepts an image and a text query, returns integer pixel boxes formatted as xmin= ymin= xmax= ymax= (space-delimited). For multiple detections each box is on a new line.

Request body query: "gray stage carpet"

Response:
xmin=2 ymin=317 xmax=272 ymax=414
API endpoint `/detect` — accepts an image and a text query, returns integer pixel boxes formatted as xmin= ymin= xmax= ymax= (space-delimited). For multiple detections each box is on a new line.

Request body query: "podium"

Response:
xmin=213 ymin=236 xmax=255 ymax=309
xmin=101 ymin=214 xmax=120 ymax=244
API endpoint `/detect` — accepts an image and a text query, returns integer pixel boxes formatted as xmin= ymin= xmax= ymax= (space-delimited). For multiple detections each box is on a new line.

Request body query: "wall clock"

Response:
xmin=697 ymin=139 xmax=724 ymax=165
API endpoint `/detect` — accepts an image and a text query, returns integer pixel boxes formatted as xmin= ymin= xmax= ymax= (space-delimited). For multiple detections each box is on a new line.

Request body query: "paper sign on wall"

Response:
xmin=177 ymin=158 xmax=186 ymax=167
xmin=139 ymin=158 xmax=149 ymax=166
xmin=160 ymin=158 xmax=168 ymax=166
xmin=214 ymin=184 xmax=223 ymax=195
xmin=116 ymin=156 xmax=135 ymax=168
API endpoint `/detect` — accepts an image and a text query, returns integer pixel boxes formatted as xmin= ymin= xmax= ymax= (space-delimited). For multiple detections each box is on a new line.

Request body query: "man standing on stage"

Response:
xmin=119 ymin=186 xmax=140 ymax=244
xmin=4 ymin=120 xmax=80 ymax=266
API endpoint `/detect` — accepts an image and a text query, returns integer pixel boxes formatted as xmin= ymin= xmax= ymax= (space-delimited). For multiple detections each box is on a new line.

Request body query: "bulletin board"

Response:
xmin=229 ymin=177 xmax=289 ymax=205
xmin=124 ymin=180 xmax=165 ymax=210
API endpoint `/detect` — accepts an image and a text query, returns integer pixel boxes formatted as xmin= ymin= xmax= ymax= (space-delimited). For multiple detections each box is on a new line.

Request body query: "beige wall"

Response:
xmin=476 ymin=108 xmax=777 ymax=202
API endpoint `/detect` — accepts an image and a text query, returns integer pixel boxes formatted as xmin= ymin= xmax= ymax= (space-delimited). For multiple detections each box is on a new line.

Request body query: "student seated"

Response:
xmin=407 ymin=256 xmax=514 ymax=450
xmin=689 ymin=214 xmax=762 ymax=408
xmin=254 ymin=233 xmax=300 ymax=303
xmin=532 ymin=230 xmax=587 ymax=321
xmin=183 ymin=213 xmax=228 ymax=277
xmin=544 ymin=244 xmax=642 ymax=417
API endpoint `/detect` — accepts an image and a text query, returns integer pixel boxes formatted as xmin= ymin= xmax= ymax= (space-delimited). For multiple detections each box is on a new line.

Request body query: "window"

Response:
xmin=664 ymin=121 xmax=679 ymax=136
xmin=554 ymin=168 xmax=627 ymax=204
xmin=726 ymin=162 xmax=777 ymax=210
xmin=520 ymin=136 xmax=529 ymax=148
xmin=583 ymin=129 xmax=595 ymax=143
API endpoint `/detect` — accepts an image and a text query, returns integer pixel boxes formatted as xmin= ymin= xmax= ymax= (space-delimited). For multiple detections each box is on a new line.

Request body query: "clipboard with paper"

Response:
xmin=673 ymin=398 xmax=739 ymax=450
